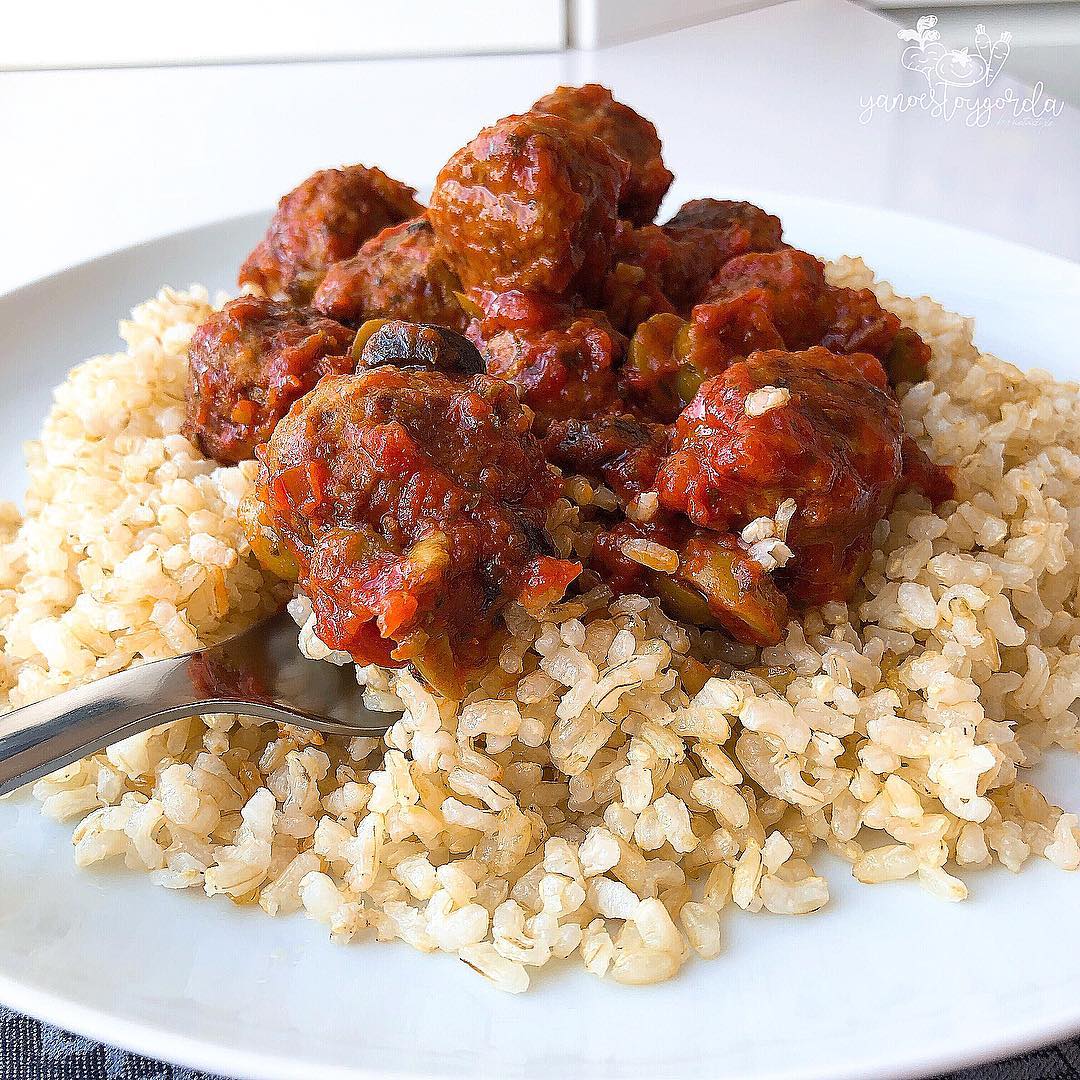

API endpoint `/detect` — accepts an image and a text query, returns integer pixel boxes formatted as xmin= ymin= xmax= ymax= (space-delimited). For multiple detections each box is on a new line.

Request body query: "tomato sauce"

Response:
xmin=188 ymin=84 xmax=953 ymax=681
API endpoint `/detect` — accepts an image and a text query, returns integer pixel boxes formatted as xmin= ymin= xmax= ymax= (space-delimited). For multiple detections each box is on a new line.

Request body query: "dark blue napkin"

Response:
xmin=1 ymin=1001 xmax=1076 ymax=1079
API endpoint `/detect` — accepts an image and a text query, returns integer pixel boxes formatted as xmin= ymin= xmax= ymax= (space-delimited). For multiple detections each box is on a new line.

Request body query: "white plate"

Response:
xmin=1 ymin=195 xmax=1079 ymax=1080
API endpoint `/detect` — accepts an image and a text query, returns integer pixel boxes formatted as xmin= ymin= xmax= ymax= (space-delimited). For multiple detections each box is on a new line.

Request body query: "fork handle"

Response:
xmin=0 ymin=655 xmax=211 ymax=797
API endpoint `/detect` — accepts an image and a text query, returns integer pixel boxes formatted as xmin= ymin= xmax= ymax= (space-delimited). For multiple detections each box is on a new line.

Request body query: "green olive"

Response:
xmin=673 ymin=363 xmax=707 ymax=407
xmin=405 ymin=531 xmax=451 ymax=579
xmin=672 ymin=322 xmax=710 ymax=407
xmin=666 ymin=539 xmax=787 ymax=647
xmin=627 ymin=313 xmax=683 ymax=379
xmin=652 ymin=573 xmax=720 ymax=628
xmin=238 ymin=493 xmax=299 ymax=582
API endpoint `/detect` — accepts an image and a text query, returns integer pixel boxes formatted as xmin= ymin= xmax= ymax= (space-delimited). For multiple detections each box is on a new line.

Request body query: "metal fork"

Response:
xmin=0 ymin=611 xmax=399 ymax=796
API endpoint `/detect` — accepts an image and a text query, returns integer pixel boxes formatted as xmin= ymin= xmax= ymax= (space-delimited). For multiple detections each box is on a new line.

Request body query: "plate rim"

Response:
xmin=4 ymin=931 xmax=1080 ymax=1080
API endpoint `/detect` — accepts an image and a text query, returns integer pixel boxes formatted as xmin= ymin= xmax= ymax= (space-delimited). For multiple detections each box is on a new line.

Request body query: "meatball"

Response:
xmin=604 ymin=201 xmax=782 ymax=324
xmin=610 ymin=214 xmax=779 ymax=319
xmin=656 ymin=347 xmax=909 ymax=604
xmin=701 ymin=249 xmax=829 ymax=347
xmin=429 ymin=112 xmax=627 ymax=297
xmin=531 ymin=83 xmax=673 ymax=225
xmin=703 ymin=249 xmax=929 ymax=381
xmin=184 ymin=296 xmax=355 ymax=465
xmin=250 ymin=361 xmax=580 ymax=687
xmin=609 ymin=225 xmax=710 ymax=313
xmin=819 ymin=277 xmax=917 ymax=359
xmin=664 ymin=198 xmax=784 ymax=253
xmin=239 ymin=166 xmax=422 ymax=302
xmin=466 ymin=290 xmax=625 ymax=422
xmin=313 ymin=216 xmax=467 ymax=332
xmin=542 ymin=411 xmax=666 ymax=503
xmin=542 ymin=408 xmax=790 ymax=646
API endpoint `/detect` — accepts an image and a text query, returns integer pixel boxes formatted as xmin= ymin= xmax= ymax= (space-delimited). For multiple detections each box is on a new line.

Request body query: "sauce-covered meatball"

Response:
xmin=610 ymin=225 xmax=716 ymax=314
xmin=429 ymin=112 xmax=627 ymax=297
xmin=703 ymin=249 xmax=827 ymax=347
xmin=611 ymin=201 xmax=784 ymax=317
xmin=313 ymin=216 xmax=467 ymax=331
xmin=657 ymin=347 xmax=911 ymax=604
xmin=664 ymin=198 xmax=784 ymax=252
xmin=531 ymin=84 xmax=673 ymax=225
xmin=239 ymin=166 xmax=422 ymax=302
xmin=466 ymin=290 xmax=625 ymax=423
xmin=542 ymin=411 xmax=666 ymax=503
xmin=703 ymin=249 xmax=930 ymax=381
xmin=184 ymin=296 xmax=355 ymax=465
xmin=250 ymin=358 xmax=580 ymax=688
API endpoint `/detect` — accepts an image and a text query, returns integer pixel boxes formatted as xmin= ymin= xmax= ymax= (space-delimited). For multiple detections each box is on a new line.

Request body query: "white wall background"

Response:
xmin=0 ymin=0 xmax=566 ymax=67
xmin=0 ymin=0 xmax=769 ymax=68
xmin=4 ymin=0 xmax=1076 ymax=106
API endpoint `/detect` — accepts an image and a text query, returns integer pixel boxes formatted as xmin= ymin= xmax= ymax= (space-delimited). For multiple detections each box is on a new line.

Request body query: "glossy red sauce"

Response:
xmin=239 ymin=165 xmax=421 ymax=302
xmin=190 ymin=84 xmax=953 ymax=677
xmin=658 ymin=348 xmax=914 ymax=604
xmin=531 ymin=83 xmax=673 ymax=225
xmin=313 ymin=215 xmax=467 ymax=332
xmin=184 ymin=296 xmax=354 ymax=464
xmin=254 ymin=365 xmax=579 ymax=688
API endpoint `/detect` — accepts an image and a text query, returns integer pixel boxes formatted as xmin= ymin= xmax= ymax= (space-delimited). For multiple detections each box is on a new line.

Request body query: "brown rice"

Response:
xmin=1 ymin=260 xmax=1078 ymax=992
